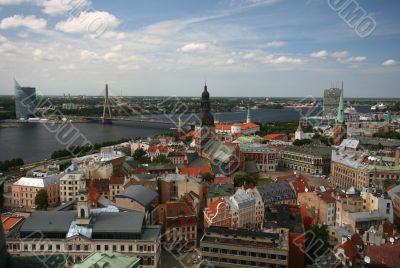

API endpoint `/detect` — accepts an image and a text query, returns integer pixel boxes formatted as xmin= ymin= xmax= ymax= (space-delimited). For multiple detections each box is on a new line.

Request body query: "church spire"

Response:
xmin=336 ymin=81 xmax=345 ymax=125
xmin=246 ymin=105 xmax=251 ymax=123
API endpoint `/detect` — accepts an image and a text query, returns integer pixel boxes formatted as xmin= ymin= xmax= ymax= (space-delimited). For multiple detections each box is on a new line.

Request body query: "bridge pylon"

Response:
xmin=102 ymin=84 xmax=112 ymax=124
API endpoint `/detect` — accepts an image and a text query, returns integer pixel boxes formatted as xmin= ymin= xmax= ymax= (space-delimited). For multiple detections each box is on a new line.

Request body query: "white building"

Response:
xmin=60 ymin=172 xmax=86 ymax=204
xmin=227 ymin=188 xmax=264 ymax=229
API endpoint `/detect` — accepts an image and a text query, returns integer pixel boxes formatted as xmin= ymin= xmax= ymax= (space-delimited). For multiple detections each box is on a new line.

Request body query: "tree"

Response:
xmin=35 ymin=189 xmax=48 ymax=210
xmin=305 ymin=224 xmax=330 ymax=265
xmin=293 ymin=139 xmax=312 ymax=146
xmin=202 ymin=172 xmax=214 ymax=182
xmin=152 ymin=154 xmax=171 ymax=164
xmin=133 ymin=148 xmax=150 ymax=163
xmin=234 ymin=172 xmax=256 ymax=187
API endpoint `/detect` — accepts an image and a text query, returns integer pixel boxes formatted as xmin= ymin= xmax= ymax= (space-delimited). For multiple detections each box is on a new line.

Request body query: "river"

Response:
xmin=0 ymin=106 xmax=371 ymax=162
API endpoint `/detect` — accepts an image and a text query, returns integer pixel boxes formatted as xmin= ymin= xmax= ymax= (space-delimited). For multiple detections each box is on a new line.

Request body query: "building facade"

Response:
xmin=200 ymin=227 xmax=289 ymax=268
xmin=331 ymin=149 xmax=400 ymax=189
xmin=6 ymin=190 xmax=162 ymax=267
xmin=12 ymin=176 xmax=61 ymax=210
xmin=239 ymin=143 xmax=278 ymax=172
xmin=279 ymin=146 xmax=332 ymax=175
xmin=323 ymin=87 xmax=342 ymax=117
xmin=60 ymin=172 xmax=86 ymax=204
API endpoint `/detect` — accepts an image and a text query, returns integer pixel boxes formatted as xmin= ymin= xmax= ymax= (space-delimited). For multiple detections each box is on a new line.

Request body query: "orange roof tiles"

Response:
xmin=264 ymin=134 xmax=287 ymax=139
xmin=148 ymin=146 xmax=168 ymax=153
xmin=180 ymin=166 xmax=212 ymax=177
xmin=165 ymin=201 xmax=195 ymax=218
xmin=1 ymin=214 xmax=24 ymax=231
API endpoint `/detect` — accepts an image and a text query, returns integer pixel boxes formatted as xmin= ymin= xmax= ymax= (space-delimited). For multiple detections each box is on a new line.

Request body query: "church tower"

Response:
xmin=76 ymin=189 xmax=91 ymax=225
xmin=333 ymin=82 xmax=347 ymax=146
xmin=195 ymin=83 xmax=215 ymax=153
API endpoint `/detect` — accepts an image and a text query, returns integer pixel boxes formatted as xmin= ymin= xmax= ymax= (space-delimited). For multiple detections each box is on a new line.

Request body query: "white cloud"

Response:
xmin=118 ymin=64 xmax=140 ymax=71
xmin=331 ymin=51 xmax=350 ymax=59
xmin=310 ymin=50 xmax=328 ymax=59
xmin=242 ymin=52 xmax=256 ymax=59
xmin=111 ymin=44 xmax=123 ymax=52
xmin=226 ymin=58 xmax=235 ymax=65
xmin=60 ymin=64 xmax=77 ymax=70
xmin=80 ymin=50 xmax=99 ymax=61
xmin=0 ymin=15 xmax=46 ymax=31
xmin=382 ymin=59 xmax=398 ymax=66
xmin=269 ymin=56 xmax=304 ymax=64
xmin=55 ymin=11 xmax=120 ymax=38
xmin=0 ymin=0 xmax=91 ymax=16
xmin=177 ymin=42 xmax=211 ymax=52
xmin=0 ymin=0 xmax=29 ymax=5
xmin=0 ymin=34 xmax=7 ymax=43
xmin=265 ymin=41 xmax=287 ymax=48
xmin=36 ymin=0 xmax=90 ymax=16
xmin=33 ymin=48 xmax=61 ymax=61
xmin=103 ymin=52 xmax=120 ymax=62
xmin=349 ymin=56 xmax=367 ymax=62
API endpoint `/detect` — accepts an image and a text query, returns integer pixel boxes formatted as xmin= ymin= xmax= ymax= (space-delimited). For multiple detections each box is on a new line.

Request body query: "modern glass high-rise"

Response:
xmin=14 ymin=80 xmax=37 ymax=119
xmin=323 ymin=88 xmax=342 ymax=117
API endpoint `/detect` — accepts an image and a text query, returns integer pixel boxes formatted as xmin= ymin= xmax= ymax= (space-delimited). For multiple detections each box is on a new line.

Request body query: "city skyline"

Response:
xmin=0 ymin=0 xmax=399 ymax=97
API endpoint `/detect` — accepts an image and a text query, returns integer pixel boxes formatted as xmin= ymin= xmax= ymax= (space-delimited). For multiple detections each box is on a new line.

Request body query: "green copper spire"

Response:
xmin=336 ymin=82 xmax=345 ymax=125
xmin=386 ymin=111 xmax=392 ymax=123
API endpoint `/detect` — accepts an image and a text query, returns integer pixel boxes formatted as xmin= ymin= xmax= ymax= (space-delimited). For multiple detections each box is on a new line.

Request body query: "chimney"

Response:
xmin=395 ymin=147 xmax=400 ymax=166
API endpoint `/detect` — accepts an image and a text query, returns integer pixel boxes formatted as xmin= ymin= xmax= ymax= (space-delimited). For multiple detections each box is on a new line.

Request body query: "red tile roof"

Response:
xmin=148 ymin=146 xmax=168 ymax=153
xmin=215 ymin=124 xmax=232 ymax=131
xmin=383 ymin=220 xmax=395 ymax=237
xmin=364 ymin=242 xmax=400 ymax=267
xmin=109 ymin=175 xmax=124 ymax=185
xmin=89 ymin=187 xmax=101 ymax=206
xmin=340 ymin=239 xmax=359 ymax=261
xmin=1 ymin=214 xmax=24 ymax=231
xmin=264 ymin=134 xmax=288 ymax=140
xmin=180 ymin=166 xmax=212 ymax=177
xmin=165 ymin=201 xmax=195 ymax=218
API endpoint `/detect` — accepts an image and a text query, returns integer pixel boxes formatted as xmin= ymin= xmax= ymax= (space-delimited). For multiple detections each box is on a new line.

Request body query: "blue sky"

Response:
xmin=0 ymin=0 xmax=399 ymax=97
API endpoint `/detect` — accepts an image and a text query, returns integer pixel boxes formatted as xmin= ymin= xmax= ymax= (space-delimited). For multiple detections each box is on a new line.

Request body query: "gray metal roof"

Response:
xmin=92 ymin=211 xmax=144 ymax=234
xmin=20 ymin=211 xmax=76 ymax=234
xmin=257 ymin=181 xmax=296 ymax=203
xmin=115 ymin=185 xmax=158 ymax=207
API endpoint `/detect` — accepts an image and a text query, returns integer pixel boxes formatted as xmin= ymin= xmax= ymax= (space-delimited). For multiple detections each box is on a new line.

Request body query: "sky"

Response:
xmin=0 ymin=0 xmax=399 ymax=98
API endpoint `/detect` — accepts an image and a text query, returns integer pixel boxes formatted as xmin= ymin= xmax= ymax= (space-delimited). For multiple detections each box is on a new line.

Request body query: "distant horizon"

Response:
xmin=1 ymin=93 xmax=400 ymax=100
xmin=0 ymin=1 xmax=399 ymax=97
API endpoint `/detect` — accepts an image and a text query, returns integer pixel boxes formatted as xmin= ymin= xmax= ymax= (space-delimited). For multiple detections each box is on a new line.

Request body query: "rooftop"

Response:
xmin=115 ymin=185 xmax=158 ymax=208
xmin=257 ymin=181 xmax=296 ymax=203
xmin=208 ymin=183 xmax=233 ymax=198
xmin=14 ymin=175 xmax=62 ymax=188
xmin=280 ymin=145 xmax=332 ymax=157
xmin=73 ymin=252 xmax=140 ymax=268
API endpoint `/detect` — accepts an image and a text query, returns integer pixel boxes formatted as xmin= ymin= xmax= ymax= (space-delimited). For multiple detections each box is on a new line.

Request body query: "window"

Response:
xmin=104 ymin=245 xmax=109 ymax=250
xmin=97 ymin=245 xmax=101 ymax=251
xmin=113 ymin=245 xmax=117 ymax=251
xmin=129 ymin=245 xmax=133 ymax=252
xmin=120 ymin=245 xmax=125 ymax=251
xmin=56 ymin=244 xmax=60 ymax=250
